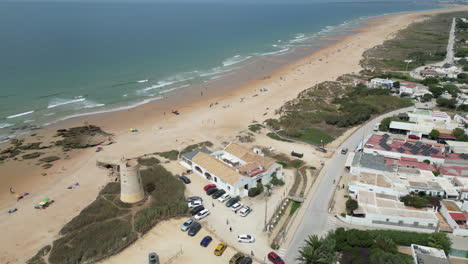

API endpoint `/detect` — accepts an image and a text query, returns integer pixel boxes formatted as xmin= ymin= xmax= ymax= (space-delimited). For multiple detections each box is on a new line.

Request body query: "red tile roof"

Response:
xmin=449 ymin=212 xmax=467 ymax=221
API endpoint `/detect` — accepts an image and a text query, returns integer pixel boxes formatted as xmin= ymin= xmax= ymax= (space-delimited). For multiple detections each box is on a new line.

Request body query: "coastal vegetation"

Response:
xmin=264 ymin=78 xmax=411 ymax=144
xmin=361 ymin=12 xmax=461 ymax=72
xmin=180 ymin=141 xmax=213 ymax=154
xmin=297 ymin=228 xmax=451 ymax=264
xmin=29 ymin=156 xmax=187 ymax=264
xmin=154 ymin=150 xmax=180 ymax=161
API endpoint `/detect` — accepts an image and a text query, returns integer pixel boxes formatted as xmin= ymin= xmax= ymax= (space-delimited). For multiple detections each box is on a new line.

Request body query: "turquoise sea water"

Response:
xmin=0 ymin=2 xmax=439 ymax=139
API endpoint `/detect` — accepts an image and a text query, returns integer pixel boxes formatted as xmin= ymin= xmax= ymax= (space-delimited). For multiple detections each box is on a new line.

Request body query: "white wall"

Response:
xmin=337 ymin=215 xmax=437 ymax=233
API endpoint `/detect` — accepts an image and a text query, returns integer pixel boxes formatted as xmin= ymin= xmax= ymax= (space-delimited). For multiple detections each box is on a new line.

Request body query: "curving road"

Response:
xmin=283 ymin=107 xmax=413 ymax=263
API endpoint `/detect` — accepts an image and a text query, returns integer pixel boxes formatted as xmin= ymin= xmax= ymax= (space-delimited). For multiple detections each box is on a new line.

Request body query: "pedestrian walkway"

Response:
xmin=277 ymin=248 xmax=287 ymax=257
xmin=319 ymin=215 xmax=337 ymax=238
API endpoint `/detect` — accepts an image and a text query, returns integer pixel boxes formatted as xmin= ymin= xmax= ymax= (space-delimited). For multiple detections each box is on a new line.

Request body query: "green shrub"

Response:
xmin=155 ymin=150 xmax=179 ymax=161
xmin=181 ymin=141 xmax=213 ymax=154
xmin=60 ymin=197 xmax=129 ymax=235
xmin=137 ymin=157 xmax=160 ymax=166
xmin=267 ymin=132 xmax=293 ymax=142
xmin=271 ymin=175 xmax=285 ymax=186
xmin=49 ymin=219 xmax=137 ymax=264
xmin=248 ymin=124 xmax=264 ymax=133
xmin=290 ymin=201 xmax=301 ymax=216
xmin=271 ymin=243 xmax=280 ymax=250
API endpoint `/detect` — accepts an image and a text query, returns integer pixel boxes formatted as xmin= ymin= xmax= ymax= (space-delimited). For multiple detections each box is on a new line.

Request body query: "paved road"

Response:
xmin=283 ymin=107 xmax=413 ymax=263
xmin=445 ymin=18 xmax=456 ymax=64
xmin=409 ymin=17 xmax=456 ymax=80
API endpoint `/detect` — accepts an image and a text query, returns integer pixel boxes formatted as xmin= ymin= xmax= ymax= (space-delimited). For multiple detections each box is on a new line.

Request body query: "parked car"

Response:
xmin=231 ymin=202 xmax=243 ymax=212
xmin=239 ymin=257 xmax=253 ymax=264
xmin=226 ymin=197 xmax=238 ymax=207
xmin=148 ymin=252 xmax=159 ymax=264
xmin=206 ymin=187 xmax=219 ymax=196
xmin=190 ymin=205 xmax=205 ymax=216
xmin=188 ymin=222 xmax=201 ymax=236
xmin=237 ymin=234 xmax=255 ymax=243
xmin=178 ymin=175 xmax=191 ymax=184
xmin=186 ymin=196 xmax=202 ymax=202
xmin=341 ymin=148 xmax=348 ymax=155
xmin=239 ymin=206 xmax=252 ymax=217
xmin=200 ymin=236 xmax=212 ymax=247
xmin=267 ymin=252 xmax=285 ymax=264
xmin=214 ymin=242 xmax=227 ymax=256
xmin=408 ymin=134 xmax=420 ymax=140
xmin=188 ymin=200 xmax=203 ymax=208
xmin=218 ymin=193 xmax=231 ymax=203
xmin=212 ymin=189 xmax=226 ymax=199
xmin=229 ymin=253 xmax=244 ymax=264
xmin=203 ymin=184 xmax=216 ymax=191
xmin=194 ymin=209 xmax=210 ymax=220
xmin=180 ymin=218 xmax=195 ymax=231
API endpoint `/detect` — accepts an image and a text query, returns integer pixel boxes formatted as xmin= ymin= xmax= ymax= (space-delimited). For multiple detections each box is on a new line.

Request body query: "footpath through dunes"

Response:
xmin=0 ymin=5 xmax=467 ymax=264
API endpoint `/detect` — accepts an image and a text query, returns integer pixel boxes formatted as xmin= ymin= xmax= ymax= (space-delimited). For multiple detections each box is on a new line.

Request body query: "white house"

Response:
xmin=341 ymin=190 xmax=439 ymax=233
xmin=180 ymin=143 xmax=283 ymax=197
xmin=408 ymin=109 xmax=452 ymax=124
xmin=370 ymin=78 xmax=394 ymax=88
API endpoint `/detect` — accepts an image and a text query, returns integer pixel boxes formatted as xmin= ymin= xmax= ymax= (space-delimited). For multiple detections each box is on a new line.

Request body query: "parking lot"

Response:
xmin=181 ymin=165 xmax=292 ymax=263
xmin=100 ymin=218 xmax=260 ymax=264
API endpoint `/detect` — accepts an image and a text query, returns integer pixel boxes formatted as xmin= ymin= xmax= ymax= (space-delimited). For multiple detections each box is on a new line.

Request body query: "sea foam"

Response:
xmin=6 ymin=110 xmax=34 ymax=119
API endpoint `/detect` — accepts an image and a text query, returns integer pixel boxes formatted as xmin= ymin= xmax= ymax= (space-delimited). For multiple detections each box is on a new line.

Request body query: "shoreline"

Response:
xmin=0 ymin=4 xmax=441 ymax=142
xmin=0 ymin=5 xmax=467 ymax=264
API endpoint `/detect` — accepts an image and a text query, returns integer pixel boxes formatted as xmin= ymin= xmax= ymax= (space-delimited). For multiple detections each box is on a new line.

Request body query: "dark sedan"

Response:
xmin=226 ymin=197 xmax=238 ymax=207
xmin=188 ymin=222 xmax=201 ymax=236
xmin=206 ymin=187 xmax=219 ymax=196
xmin=190 ymin=205 xmax=205 ymax=216
xmin=212 ymin=189 xmax=226 ymax=199
xmin=179 ymin=175 xmax=191 ymax=184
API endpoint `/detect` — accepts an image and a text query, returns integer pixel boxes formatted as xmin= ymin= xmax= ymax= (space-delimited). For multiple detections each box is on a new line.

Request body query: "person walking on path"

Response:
xmin=229 ymin=227 xmax=232 ymax=232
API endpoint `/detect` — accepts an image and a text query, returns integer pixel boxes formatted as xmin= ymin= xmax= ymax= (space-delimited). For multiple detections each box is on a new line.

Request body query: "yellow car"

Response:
xmin=214 ymin=242 xmax=227 ymax=256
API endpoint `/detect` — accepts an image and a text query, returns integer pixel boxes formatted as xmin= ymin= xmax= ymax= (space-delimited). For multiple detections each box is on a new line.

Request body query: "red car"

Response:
xmin=203 ymin=184 xmax=216 ymax=192
xmin=267 ymin=252 xmax=285 ymax=264
xmin=408 ymin=134 xmax=420 ymax=140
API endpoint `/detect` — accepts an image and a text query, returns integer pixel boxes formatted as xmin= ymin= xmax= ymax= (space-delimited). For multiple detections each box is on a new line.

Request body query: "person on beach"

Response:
xmin=9 ymin=187 xmax=14 ymax=194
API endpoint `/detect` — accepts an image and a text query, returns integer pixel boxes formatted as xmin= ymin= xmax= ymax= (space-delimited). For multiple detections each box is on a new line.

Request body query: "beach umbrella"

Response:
xmin=39 ymin=198 xmax=50 ymax=206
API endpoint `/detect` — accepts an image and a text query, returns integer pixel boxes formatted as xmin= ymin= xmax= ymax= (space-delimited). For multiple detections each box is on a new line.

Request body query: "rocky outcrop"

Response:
xmin=54 ymin=125 xmax=113 ymax=150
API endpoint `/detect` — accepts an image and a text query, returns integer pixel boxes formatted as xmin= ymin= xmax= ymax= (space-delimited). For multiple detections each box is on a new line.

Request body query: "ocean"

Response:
xmin=0 ymin=1 xmax=439 ymax=140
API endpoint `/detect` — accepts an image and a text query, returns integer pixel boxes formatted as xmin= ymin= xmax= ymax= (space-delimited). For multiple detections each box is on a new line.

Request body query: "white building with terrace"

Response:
xmin=340 ymin=190 xmax=439 ymax=233
xmin=180 ymin=143 xmax=283 ymax=197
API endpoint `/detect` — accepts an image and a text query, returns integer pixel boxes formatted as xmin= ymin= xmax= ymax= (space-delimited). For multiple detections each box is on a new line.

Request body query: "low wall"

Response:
xmin=337 ymin=215 xmax=436 ymax=233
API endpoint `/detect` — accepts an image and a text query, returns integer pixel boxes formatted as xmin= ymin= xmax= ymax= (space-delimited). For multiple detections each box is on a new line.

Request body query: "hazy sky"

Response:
xmin=1 ymin=0 xmax=435 ymax=2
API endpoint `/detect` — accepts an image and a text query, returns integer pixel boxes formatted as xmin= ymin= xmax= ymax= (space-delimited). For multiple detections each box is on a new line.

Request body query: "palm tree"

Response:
xmin=297 ymin=234 xmax=336 ymax=264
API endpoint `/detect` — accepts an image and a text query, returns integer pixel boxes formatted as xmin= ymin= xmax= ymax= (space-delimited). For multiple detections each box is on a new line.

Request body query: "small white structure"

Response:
xmin=120 ymin=159 xmax=145 ymax=203
xmin=370 ymin=78 xmax=394 ymax=88
xmin=446 ymin=141 xmax=468 ymax=154
xmin=341 ymin=190 xmax=439 ymax=233
xmin=181 ymin=143 xmax=283 ymax=197
xmin=411 ymin=244 xmax=450 ymax=264
xmin=439 ymin=200 xmax=468 ymax=237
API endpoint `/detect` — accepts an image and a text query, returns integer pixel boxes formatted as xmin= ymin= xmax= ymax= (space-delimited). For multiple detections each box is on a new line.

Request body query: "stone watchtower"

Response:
xmin=119 ymin=159 xmax=145 ymax=203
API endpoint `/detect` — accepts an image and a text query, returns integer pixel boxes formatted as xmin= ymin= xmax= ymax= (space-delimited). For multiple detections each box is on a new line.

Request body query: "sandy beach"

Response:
xmin=1 ymin=5 xmax=467 ymax=263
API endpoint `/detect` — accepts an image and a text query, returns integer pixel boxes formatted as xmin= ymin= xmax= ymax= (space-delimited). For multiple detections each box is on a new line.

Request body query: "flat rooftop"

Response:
xmin=412 ymin=244 xmax=449 ymax=264
xmin=364 ymin=134 xmax=444 ymax=158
